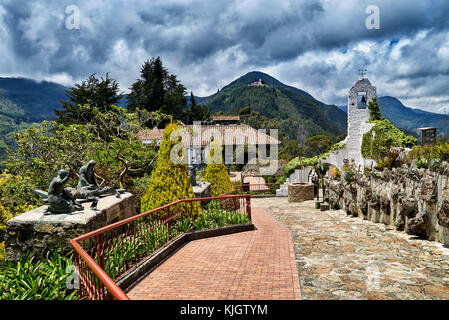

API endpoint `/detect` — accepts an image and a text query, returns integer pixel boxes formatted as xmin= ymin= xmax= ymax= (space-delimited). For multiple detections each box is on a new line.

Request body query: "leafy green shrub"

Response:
xmin=204 ymin=141 xmax=234 ymax=196
xmin=344 ymin=170 xmax=355 ymax=184
xmin=362 ymin=98 xmax=417 ymax=165
xmin=0 ymin=170 xmax=40 ymax=249
xmin=0 ymin=242 xmax=5 ymax=261
xmin=140 ymin=122 xmax=200 ymax=218
xmin=0 ymin=251 xmax=77 ymax=300
xmin=407 ymin=142 xmax=449 ymax=169
xmin=361 ymin=119 xmax=417 ymax=164
xmin=283 ymin=141 xmax=346 ymax=177
xmin=432 ymin=143 xmax=449 ymax=161
xmin=367 ymin=97 xmax=384 ymax=121
xmin=342 ymin=160 xmax=356 ymax=183
xmin=192 ymin=201 xmax=250 ymax=230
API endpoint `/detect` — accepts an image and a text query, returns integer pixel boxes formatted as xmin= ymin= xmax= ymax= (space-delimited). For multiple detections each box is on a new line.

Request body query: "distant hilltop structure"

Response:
xmin=248 ymin=78 xmax=266 ymax=87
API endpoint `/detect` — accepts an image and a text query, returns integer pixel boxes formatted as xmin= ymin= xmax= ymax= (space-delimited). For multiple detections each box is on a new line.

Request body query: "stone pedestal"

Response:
xmin=192 ymin=181 xmax=211 ymax=198
xmin=288 ymin=183 xmax=314 ymax=203
xmin=5 ymin=192 xmax=135 ymax=262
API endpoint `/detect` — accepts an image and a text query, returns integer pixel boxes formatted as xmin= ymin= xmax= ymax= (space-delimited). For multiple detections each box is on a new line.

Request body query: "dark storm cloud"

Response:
xmin=1 ymin=0 xmax=449 ymax=112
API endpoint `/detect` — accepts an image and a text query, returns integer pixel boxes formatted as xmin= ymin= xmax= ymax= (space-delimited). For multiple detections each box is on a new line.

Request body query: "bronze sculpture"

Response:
xmin=46 ymin=169 xmax=83 ymax=214
xmin=33 ymin=160 xmax=126 ymax=214
xmin=73 ymin=160 xmax=116 ymax=200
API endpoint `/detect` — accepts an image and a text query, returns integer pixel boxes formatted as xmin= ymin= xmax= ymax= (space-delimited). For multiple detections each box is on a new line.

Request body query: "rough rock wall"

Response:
xmin=5 ymin=193 xmax=135 ymax=262
xmin=327 ymin=164 xmax=449 ymax=245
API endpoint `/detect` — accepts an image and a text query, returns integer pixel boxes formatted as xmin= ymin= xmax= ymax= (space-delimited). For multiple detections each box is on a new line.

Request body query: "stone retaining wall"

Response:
xmin=5 ymin=193 xmax=135 ymax=261
xmin=327 ymin=165 xmax=449 ymax=245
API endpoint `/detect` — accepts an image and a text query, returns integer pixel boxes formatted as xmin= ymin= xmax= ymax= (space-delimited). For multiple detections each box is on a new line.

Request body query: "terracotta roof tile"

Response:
xmin=138 ymin=124 xmax=280 ymax=146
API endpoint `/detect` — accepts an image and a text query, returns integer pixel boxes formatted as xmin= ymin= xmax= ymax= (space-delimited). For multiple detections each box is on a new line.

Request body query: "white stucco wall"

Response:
xmin=324 ymin=78 xmax=377 ymax=170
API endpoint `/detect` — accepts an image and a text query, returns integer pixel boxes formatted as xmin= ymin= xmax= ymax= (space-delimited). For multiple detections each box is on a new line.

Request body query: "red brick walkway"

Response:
xmin=127 ymin=207 xmax=301 ymax=300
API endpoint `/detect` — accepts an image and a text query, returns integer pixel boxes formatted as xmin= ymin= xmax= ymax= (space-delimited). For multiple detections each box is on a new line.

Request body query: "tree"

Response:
xmin=5 ymin=121 xmax=95 ymax=189
xmin=85 ymin=106 xmax=163 ymax=189
xmin=5 ymin=106 xmax=165 ymax=194
xmin=362 ymin=119 xmax=417 ymax=164
xmin=185 ymin=92 xmax=211 ymax=123
xmin=367 ymin=97 xmax=384 ymax=121
xmin=204 ymin=140 xmax=234 ymax=196
xmin=362 ymin=97 xmax=417 ymax=165
xmin=304 ymin=135 xmax=332 ymax=157
xmin=279 ymin=140 xmax=303 ymax=161
xmin=140 ymin=122 xmax=200 ymax=218
xmin=55 ymin=73 xmax=124 ymax=126
xmin=127 ymin=57 xmax=187 ymax=123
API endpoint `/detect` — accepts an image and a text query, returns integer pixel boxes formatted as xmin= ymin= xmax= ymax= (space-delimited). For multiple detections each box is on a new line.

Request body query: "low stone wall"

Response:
xmin=288 ymin=183 xmax=314 ymax=203
xmin=192 ymin=181 xmax=211 ymax=198
xmin=327 ymin=165 xmax=449 ymax=245
xmin=5 ymin=193 xmax=135 ymax=261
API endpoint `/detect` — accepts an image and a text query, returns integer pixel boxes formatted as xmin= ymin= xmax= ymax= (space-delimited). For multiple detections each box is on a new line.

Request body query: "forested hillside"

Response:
xmin=200 ymin=71 xmax=347 ymax=141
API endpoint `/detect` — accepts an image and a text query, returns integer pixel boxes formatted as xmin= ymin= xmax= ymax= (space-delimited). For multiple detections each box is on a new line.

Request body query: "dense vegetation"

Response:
xmin=0 ymin=251 xmax=77 ymax=300
xmin=140 ymin=122 xmax=200 ymax=218
xmin=0 ymin=78 xmax=68 ymax=166
xmin=203 ymin=141 xmax=235 ymax=196
xmin=361 ymin=98 xmax=417 ymax=166
xmin=203 ymin=78 xmax=346 ymax=141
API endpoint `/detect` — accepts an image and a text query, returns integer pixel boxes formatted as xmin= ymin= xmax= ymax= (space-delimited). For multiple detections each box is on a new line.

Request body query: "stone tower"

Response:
xmin=346 ymin=78 xmax=377 ymax=167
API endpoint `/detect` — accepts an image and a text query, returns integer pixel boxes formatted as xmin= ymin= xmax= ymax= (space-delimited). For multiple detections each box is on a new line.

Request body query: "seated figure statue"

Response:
xmin=47 ymin=169 xmax=84 ymax=214
xmin=73 ymin=160 xmax=116 ymax=200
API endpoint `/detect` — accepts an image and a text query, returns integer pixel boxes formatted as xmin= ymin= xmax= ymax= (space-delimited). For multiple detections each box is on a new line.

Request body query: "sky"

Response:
xmin=1 ymin=0 xmax=449 ymax=113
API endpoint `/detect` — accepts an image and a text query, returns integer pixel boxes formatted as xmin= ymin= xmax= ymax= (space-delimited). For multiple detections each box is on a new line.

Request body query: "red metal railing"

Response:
xmin=70 ymin=194 xmax=251 ymax=300
xmin=224 ymin=183 xmax=281 ymax=196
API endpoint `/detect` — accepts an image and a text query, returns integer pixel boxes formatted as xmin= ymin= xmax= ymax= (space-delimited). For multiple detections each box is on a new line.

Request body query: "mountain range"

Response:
xmin=338 ymin=96 xmax=449 ymax=136
xmin=0 ymin=77 xmax=67 ymax=164
xmin=1 ymin=71 xmax=448 ymax=165
xmin=193 ymin=71 xmax=348 ymax=141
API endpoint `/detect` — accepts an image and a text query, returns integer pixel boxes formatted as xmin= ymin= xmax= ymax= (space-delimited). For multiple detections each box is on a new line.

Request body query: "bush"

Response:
xmin=407 ymin=141 xmax=449 ymax=169
xmin=0 ymin=170 xmax=40 ymax=236
xmin=204 ymin=140 xmax=234 ymax=196
xmin=362 ymin=99 xmax=417 ymax=164
xmin=361 ymin=119 xmax=417 ymax=163
xmin=0 ymin=250 xmax=78 ymax=300
xmin=140 ymin=122 xmax=200 ymax=218
xmin=283 ymin=141 xmax=346 ymax=177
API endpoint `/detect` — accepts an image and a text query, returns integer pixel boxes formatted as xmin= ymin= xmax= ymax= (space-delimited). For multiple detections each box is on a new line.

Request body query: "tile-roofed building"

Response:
xmin=137 ymin=128 xmax=164 ymax=145
xmin=138 ymin=123 xmax=280 ymax=165
xmin=212 ymin=115 xmax=240 ymax=122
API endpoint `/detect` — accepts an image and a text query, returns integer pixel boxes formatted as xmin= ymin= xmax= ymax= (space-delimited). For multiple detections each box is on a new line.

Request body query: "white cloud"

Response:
xmin=1 ymin=0 xmax=449 ymax=114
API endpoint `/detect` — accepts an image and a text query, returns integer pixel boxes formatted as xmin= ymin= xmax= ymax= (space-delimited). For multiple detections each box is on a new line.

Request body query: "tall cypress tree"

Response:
xmin=204 ymin=140 xmax=234 ymax=196
xmin=127 ymin=57 xmax=187 ymax=124
xmin=140 ymin=122 xmax=201 ymax=218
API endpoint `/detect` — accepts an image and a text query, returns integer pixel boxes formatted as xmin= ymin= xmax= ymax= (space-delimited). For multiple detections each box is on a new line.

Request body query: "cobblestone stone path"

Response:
xmin=253 ymin=197 xmax=449 ymax=300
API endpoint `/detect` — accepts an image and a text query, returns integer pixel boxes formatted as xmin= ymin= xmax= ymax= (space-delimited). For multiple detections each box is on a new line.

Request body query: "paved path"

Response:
xmin=127 ymin=207 xmax=301 ymax=300
xmin=253 ymin=197 xmax=449 ymax=300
